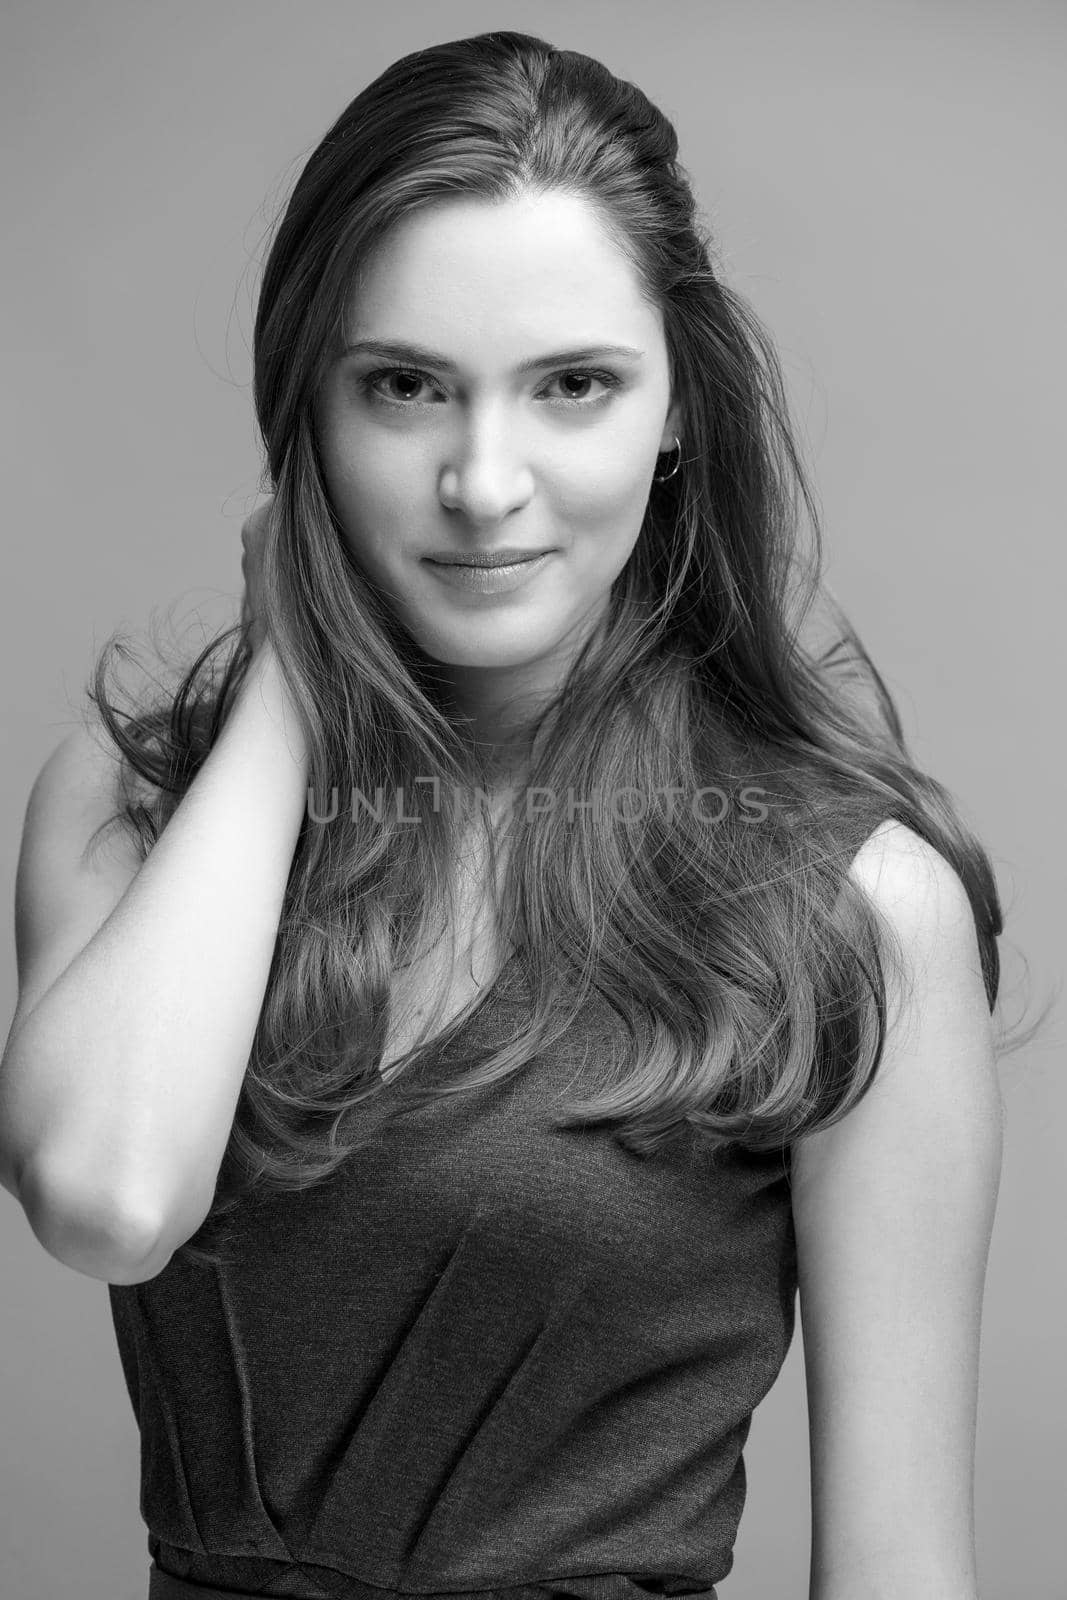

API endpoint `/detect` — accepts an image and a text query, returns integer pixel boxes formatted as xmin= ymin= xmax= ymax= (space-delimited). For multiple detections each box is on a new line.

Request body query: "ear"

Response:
xmin=659 ymin=397 xmax=684 ymax=453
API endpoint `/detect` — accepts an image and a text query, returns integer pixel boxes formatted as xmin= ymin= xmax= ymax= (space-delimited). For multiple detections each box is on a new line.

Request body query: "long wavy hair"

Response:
xmin=88 ymin=31 xmax=1035 ymax=1267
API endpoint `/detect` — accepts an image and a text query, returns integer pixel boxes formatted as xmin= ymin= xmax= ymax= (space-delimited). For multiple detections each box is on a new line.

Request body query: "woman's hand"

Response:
xmin=240 ymin=497 xmax=274 ymax=655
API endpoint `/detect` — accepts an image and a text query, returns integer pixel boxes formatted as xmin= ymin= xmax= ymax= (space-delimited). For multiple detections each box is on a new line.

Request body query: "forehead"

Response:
xmin=343 ymin=190 xmax=661 ymax=349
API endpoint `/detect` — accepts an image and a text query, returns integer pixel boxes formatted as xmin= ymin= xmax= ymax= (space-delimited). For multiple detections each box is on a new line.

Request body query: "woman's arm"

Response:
xmin=0 ymin=643 xmax=310 ymax=1283
xmin=791 ymin=820 xmax=1004 ymax=1600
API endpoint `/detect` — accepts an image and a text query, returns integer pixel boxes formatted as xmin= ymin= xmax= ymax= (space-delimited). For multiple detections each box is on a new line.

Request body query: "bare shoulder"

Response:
xmin=26 ymin=723 xmax=133 ymax=860
xmin=848 ymin=816 xmax=969 ymax=905
xmin=35 ymin=715 xmax=126 ymax=796
xmin=796 ymin=815 xmax=998 ymax=1188
xmin=845 ymin=818 xmax=982 ymax=998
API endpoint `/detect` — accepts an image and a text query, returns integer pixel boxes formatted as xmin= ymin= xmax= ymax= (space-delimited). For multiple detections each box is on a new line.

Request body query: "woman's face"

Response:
xmin=314 ymin=188 xmax=681 ymax=695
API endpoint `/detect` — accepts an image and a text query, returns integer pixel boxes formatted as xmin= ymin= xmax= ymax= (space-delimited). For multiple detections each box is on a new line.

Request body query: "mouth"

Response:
xmin=421 ymin=550 xmax=555 ymax=594
xmin=422 ymin=549 xmax=555 ymax=569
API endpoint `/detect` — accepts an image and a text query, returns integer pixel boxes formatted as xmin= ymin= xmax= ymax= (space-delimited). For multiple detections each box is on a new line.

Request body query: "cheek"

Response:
xmin=322 ymin=436 xmax=424 ymax=558
xmin=552 ymin=433 xmax=656 ymax=536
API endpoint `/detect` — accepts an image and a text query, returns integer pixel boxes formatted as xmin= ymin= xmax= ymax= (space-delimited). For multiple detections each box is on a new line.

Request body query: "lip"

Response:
xmin=423 ymin=548 xmax=554 ymax=567
xmin=422 ymin=551 xmax=554 ymax=595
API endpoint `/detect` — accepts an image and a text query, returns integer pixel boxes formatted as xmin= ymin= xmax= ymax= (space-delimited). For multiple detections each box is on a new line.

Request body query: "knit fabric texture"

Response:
xmin=109 ymin=959 xmax=798 ymax=1599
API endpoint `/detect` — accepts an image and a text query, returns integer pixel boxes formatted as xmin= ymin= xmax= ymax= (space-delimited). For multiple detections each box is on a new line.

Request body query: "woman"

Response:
xmin=0 ymin=30 xmax=1021 ymax=1600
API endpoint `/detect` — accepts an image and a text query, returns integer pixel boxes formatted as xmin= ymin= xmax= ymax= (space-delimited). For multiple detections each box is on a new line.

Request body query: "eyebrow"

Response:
xmin=341 ymin=338 xmax=645 ymax=373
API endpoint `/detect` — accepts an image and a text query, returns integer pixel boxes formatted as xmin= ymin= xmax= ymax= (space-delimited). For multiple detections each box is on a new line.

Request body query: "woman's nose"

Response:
xmin=438 ymin=421 xmax=535 ymax=522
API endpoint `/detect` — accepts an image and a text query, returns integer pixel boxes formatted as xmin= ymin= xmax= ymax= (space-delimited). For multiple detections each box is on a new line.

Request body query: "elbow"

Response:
xmin=19 ymin=1155 xmax=176 ymax=1284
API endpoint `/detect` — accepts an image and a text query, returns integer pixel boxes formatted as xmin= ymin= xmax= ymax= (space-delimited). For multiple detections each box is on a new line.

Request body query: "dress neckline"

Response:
xmin=376 ymin=945 xmax=524 ymax=1089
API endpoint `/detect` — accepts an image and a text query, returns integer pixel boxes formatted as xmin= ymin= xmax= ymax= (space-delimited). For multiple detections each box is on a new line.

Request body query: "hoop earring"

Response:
xmin=653 ymin=436 xmax=683 ymax=482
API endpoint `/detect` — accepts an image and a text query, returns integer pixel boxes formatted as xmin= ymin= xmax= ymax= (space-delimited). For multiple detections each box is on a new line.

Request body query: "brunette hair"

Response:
xmin=88 ymin=31 xmax=1038 ymax=1266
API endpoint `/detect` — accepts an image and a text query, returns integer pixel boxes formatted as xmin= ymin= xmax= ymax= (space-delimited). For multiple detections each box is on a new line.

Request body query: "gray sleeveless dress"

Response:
xmin=108 ymin=957 xmax=798 ymax=1600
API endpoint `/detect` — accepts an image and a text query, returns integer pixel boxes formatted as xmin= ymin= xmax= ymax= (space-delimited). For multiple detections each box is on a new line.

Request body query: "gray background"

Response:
xmin=1 ymin=2 xmax=1063 ymax=1596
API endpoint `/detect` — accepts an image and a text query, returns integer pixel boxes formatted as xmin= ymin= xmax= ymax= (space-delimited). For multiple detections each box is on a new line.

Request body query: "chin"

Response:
xmin=409 ymin=617 xmax=553 ymax=668
xmin=424 ymin=641 xmax=549 ymax=671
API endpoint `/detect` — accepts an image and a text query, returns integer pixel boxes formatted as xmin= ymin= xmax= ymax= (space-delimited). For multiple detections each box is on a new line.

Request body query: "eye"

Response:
xmin=540 ymin=369 xmax=622 ymax=406
xmin=358 ymin=364 xmax=622 ymax=409
xmin=361 ymin=366 xmax=444 ymax=406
